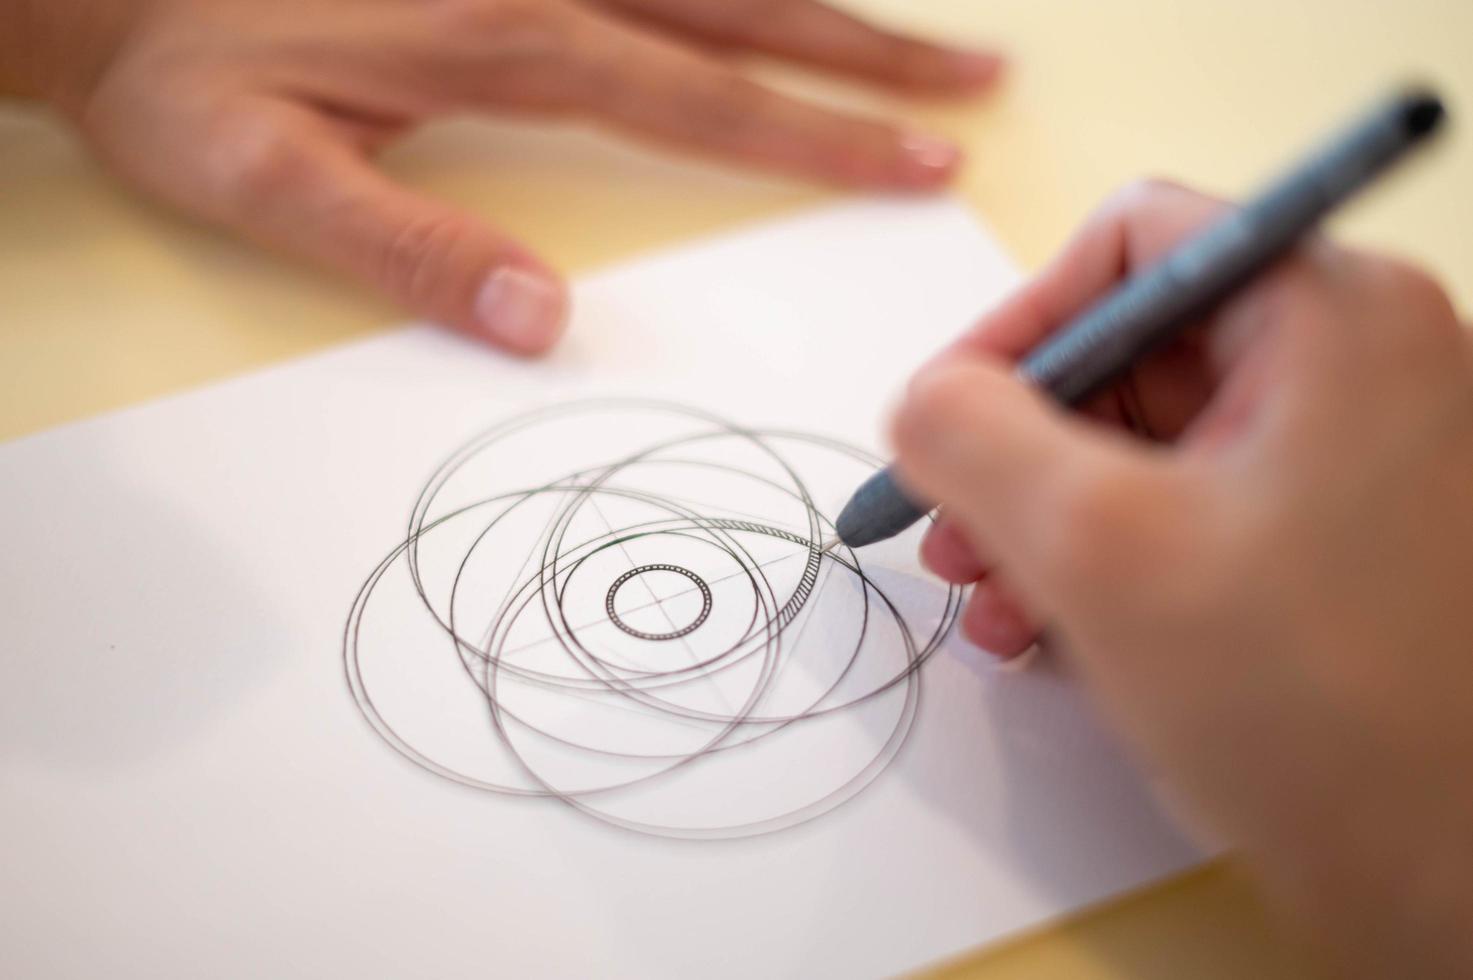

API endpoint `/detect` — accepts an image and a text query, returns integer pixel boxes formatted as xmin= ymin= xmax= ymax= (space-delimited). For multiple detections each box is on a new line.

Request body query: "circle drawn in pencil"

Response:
xmin=344 ymin=400 xmax=960 ymax=840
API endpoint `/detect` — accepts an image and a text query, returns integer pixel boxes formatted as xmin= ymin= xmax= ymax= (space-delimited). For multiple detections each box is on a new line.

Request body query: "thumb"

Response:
xmin=892 ymin=357 xmax=1170 ymax=608
xmin=204 ymin=103 xmax=568 ymax=354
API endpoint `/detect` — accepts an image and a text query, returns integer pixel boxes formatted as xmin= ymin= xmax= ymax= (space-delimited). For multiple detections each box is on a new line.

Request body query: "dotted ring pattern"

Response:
xmin=605 ymin=563 xmax=713 ymax=642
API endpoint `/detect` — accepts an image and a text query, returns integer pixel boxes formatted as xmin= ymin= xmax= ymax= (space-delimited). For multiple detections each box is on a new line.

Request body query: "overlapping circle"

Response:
xmin=344 ymin=400 xmax=961 ymax=839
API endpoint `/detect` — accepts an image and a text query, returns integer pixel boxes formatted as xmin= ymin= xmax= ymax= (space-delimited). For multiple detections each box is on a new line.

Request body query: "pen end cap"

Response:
xmin=1401 ymin=88 xmax=1446 ymax=140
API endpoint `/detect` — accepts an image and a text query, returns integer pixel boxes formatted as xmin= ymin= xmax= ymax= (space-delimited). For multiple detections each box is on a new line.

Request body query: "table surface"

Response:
xmin=3 ymin=1 xmax=1468 ymax=976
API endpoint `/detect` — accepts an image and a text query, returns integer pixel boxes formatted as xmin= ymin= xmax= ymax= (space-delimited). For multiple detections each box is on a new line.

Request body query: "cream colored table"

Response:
xmin=3 ymin=1 xmax=1468 ymax=976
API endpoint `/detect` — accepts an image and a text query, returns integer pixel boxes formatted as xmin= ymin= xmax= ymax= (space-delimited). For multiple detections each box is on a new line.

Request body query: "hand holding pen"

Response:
xmin=889 ymin=155 xmax=1473 ymax=980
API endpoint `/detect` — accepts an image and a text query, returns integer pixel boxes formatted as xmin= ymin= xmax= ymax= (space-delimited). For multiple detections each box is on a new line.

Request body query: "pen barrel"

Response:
xmin=835 ymin=89 xmax=1442 ymax=551
xmin=1019 ymin=89 xmax=1441 ymax=406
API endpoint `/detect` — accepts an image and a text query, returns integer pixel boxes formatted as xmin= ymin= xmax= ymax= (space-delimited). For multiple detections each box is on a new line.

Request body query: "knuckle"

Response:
xmin=377 ymin=211 xmax=475 ymax=308
xmin=204 ymin=112 xmax=305 ymax=215
xmin=1383 ymin=259 xmax=1457 ymax=326
xmin=1354 ymin=256 xmax=1463 ymax=364
xmin=679 ymin=71 xmax=770 ymax=140
xmin=425 ymin=0 xmax=574 ymax=86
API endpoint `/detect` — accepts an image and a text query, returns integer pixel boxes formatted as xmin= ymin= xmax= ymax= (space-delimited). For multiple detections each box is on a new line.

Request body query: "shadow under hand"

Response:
xmin=891 ymin=589 xmax=1323 ymax=978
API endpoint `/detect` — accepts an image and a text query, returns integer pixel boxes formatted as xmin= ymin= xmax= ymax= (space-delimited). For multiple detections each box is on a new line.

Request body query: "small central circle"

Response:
xmin=606 ymin=564 xmax=713 ymax=642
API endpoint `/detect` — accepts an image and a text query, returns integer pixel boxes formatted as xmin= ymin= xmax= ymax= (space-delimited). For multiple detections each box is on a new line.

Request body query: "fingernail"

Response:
xmin=950 ymin=50 xmax=1004 ymax=87
xmin=896 ymin=132 xmax=963 ymax=187
xmin=991 ymin=624 xmax=1035 ymax=659
xmin=474 ymin=266 xmax=568 ymax=354
xmin=972 ymin=616 xmax=1034 ymax=659
xmin=962 ymin=585 xmax=1038 ymax=658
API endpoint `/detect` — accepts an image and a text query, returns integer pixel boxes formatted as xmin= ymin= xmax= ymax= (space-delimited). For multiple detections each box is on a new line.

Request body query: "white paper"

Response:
xmin=0 ymin=200 xmax=1203 ymax=978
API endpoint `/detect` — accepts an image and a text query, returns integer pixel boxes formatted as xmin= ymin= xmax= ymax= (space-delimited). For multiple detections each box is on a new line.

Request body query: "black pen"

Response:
xmin=823 ymin=87 xmax=1447 ymax=554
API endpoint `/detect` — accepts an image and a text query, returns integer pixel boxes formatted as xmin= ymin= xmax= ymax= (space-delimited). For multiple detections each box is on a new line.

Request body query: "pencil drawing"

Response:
xmin=344 ymin=400 xmax=960 ymax=839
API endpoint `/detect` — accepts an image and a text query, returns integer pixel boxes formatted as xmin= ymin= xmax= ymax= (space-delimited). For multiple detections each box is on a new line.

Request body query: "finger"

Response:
xmin=560 ymin=8 xmax=962 ymax=189
xmin=960 ymin=580 xmax=1039 ymax=658
xmin=893 ymin=357 xmax=1165 ymax=603
xmin=920 ymin=514 xmax=989 ymax=584
xmin=922 ymin=514 xmax=1042 ymax=655
xmin=920 ymin=180 xmax=1235 ymax=441
xmin=949 ymin=180 xmax=1232 ymax=362
xmin=202 ymin=101 xmax=568 ymax=353
xmin=590 ymin=0 xmax=1002 ymax=94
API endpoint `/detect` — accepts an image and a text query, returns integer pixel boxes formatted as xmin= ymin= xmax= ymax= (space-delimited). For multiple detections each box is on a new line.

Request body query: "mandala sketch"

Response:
xmin=344 ymin=400 xmax=962 ymax=839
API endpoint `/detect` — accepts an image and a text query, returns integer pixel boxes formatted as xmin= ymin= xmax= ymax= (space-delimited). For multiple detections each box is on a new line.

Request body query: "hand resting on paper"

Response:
xmin=892 ymin=179 xmax=1473 ymax=978
xmin=0 ymin=0 xmax=998 ymax=352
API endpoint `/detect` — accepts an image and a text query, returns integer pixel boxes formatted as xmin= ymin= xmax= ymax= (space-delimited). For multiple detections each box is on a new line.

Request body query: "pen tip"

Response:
xmin=817 ymin=535 xmax=842 ymax=555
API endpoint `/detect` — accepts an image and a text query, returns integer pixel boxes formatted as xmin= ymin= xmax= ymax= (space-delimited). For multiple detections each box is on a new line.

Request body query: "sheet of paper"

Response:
xmin=0 ymin=200 xmax=1203 ymax=978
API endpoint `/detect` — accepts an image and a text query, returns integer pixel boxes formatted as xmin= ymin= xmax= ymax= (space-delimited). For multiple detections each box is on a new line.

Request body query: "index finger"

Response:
xmin=561 ymin=6 xmax=963 ymax=189
xmin=592 ymin=0 xmax=1002 ymax=94
xmin=946 ymin=180 xmax=1230 ymax=363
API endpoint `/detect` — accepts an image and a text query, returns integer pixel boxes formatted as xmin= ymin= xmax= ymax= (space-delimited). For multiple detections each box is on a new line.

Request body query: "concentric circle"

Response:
xmin=344 ymin=399 xmax=961 ymax=839
xmin=605 ymin=564 xmax=712 ymax=641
